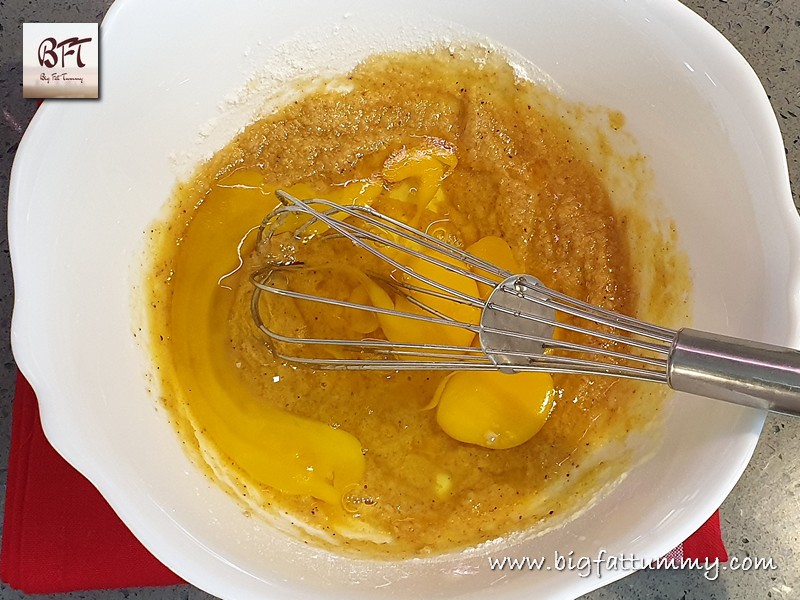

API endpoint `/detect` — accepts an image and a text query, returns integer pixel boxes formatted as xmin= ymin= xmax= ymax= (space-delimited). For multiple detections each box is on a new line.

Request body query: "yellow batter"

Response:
xmin=145 ymin=46 xmax=690 ymax=556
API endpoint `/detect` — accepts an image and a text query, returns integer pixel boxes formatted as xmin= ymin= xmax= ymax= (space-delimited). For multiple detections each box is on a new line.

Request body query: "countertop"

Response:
xmin=0 ymin=1 xmax=798 ymax=599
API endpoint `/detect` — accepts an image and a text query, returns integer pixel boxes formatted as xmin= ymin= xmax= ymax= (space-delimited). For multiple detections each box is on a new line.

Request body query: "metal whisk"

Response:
xmin=251 ymin=191 xmax=800 ymax=416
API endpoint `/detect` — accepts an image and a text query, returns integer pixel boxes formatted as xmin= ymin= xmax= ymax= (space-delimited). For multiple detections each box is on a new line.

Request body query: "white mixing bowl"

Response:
xmin=9 ymin=1 xmax=800 ymax=598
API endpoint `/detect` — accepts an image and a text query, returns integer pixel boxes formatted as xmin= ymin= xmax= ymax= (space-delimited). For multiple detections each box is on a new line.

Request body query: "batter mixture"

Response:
xmin=145 ymin=45 xmax=690 ymax=556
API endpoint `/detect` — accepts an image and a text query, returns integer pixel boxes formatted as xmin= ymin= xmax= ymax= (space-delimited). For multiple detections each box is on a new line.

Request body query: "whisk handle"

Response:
xmin=668 ymin=328 xmax=800 ymax=416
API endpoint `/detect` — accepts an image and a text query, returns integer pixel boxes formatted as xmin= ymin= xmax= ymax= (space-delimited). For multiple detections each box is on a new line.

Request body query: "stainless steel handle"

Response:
xmin=667 ymin=328 xmax=800 ymax=416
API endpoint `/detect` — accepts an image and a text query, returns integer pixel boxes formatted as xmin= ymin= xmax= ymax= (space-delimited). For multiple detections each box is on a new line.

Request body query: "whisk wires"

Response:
xmin=250 ymin=192 xmax=678 ymax=382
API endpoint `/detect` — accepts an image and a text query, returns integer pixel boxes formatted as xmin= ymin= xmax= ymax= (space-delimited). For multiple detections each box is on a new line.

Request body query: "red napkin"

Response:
xmin=655 ymin=510 xmax=727 ymax=567
xmin=0 ymin=372 xmax=727 ymax=594
xmin=0 ymin=372 xmax=183 ymax=593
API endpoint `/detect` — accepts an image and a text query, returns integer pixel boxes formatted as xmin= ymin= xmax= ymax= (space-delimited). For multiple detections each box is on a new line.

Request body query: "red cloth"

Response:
xmin=682 ymin=510 xmax=728 ymax=562
xmin=0 ymin=372 xmax=727 ymax=594
xmin=0 ymin=372 xmax=183 ymax=593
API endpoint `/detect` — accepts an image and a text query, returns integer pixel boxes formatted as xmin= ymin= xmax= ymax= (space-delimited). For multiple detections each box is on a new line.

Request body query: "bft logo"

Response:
xmin=23 ymin=23 xmax=99 ymax=99
xmin=37 ymin=36 xmax=93 ymax=69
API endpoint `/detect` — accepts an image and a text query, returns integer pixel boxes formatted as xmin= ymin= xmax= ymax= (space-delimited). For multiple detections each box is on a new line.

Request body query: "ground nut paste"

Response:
xmin=146 ymin=46 xmax=691 ymax=556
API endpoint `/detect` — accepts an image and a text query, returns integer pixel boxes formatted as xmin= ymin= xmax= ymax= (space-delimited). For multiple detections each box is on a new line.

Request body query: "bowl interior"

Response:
xmin=10 ymin=1 xmax=797 ymax=599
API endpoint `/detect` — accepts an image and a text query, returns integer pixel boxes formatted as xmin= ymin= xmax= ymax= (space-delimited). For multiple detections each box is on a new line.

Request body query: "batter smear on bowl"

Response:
xmin=145 ymin=45 xmax=691 ymax=556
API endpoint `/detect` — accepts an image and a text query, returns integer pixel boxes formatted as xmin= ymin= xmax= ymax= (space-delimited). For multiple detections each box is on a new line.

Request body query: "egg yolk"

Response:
xmin=169 ymin=169 xmax=366 ymax=505
xmin=342 ymin=143 xmax=481 ymax=350
xmin=433 ymin=371 xmax=556 ymax=449
xmin=466 ymin=236 xmax=524 ymax=299
xmin=397 ymin=251 xmax=480 ymax=348
xmin=171 ymin=145 xmax=555 ymax=513
xmin=351 ymin=150 xmax=557 ymax=449
xmin=266 ymin=178 xmax=383 ymax=236
xmin=382 ymin=141 xmax=457 ymax=226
